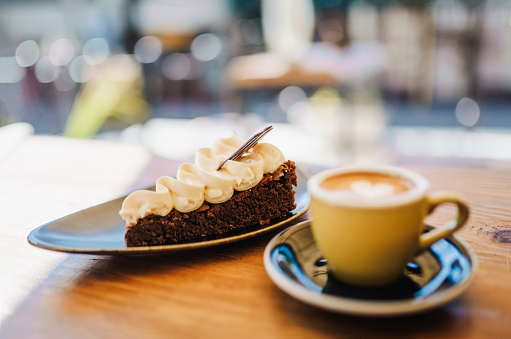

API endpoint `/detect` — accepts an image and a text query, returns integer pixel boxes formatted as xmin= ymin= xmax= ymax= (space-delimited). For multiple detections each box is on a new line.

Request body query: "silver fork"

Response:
xmin=216 ymin=125 xmax=273 ymax=171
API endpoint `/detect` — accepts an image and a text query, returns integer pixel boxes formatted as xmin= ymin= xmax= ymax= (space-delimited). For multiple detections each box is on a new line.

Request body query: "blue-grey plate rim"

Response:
xmin=27 ymin=168 xmax=310 ymax=255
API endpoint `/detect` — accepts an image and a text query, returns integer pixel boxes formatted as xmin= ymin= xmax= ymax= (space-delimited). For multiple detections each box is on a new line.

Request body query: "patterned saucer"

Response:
xmin=263 ymin=220 xmax=477 ymax=317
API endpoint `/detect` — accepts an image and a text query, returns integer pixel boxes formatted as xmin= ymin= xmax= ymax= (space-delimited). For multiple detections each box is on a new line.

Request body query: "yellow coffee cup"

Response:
xmin=307 ymin=165 xmax=469 ymax=287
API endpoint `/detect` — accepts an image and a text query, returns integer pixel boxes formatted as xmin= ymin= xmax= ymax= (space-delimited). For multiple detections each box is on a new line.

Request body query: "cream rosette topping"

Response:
xmin=119 ymin=132 xmax=285 ymax=227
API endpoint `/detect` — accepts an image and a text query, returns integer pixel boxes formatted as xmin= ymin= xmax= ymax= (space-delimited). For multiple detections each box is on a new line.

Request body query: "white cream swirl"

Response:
xmin=120 ymin=132 xmax=286 ymax=227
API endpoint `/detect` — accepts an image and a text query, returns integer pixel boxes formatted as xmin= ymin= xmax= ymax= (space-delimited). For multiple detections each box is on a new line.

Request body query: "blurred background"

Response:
xmin=1 ymin=0 xmax=510 ymax=166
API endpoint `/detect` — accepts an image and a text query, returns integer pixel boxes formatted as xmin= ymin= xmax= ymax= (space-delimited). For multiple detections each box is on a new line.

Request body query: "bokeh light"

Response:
xmin=82 ymin=38 xmax=110 ymax=65
xmin=162 ymin=53 xmax=191 ymax=80
xmin=69 ymin=56 xmax=96 ymax=83
xmin=48 ymin=39 xmax=75 ymax=66
xmin=34 ymin=56 xmax=60 ymax=83
xmin=15 ymin=40 xmax=40 ymax=67
xmin=191 ymin=33 xmax=222 ymax=62
xmin=455 ymin=97 xmax=480 ymax=127
xmin=134 ymin=36 xmax=162 ymax=64
xmin=278 ymin=86 xmax=308 ymax=112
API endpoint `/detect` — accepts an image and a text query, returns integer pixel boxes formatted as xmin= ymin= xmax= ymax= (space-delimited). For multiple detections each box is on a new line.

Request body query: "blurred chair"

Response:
xmin=226 ymin=42 xmax=385 ymax=113
xmin=64 ymin=55 xmax=149 ymax=138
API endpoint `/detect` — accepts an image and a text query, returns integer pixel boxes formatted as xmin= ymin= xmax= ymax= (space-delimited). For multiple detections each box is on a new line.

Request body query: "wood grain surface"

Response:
xmin=0 ymin=136 xmax=510 ymax=339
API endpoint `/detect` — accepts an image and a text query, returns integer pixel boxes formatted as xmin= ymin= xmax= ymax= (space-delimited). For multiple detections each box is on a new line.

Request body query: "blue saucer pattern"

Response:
xmin=270 ymin=225 xmax=472 ymax=301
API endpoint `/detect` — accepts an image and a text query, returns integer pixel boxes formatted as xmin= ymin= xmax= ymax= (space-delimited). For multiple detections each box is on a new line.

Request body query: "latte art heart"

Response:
xmin=319 ymin=171 xmax=412 ymax=203
xmin=350 ymin=180 xmax=395 ymax=199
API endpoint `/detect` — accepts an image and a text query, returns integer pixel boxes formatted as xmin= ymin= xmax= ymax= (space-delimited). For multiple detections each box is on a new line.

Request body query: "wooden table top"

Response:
xmin=0 ymin=135 xmax=510 ymax=338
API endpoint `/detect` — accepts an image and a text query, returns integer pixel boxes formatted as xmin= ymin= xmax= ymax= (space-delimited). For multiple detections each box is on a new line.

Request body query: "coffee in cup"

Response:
xmin=307 ymin=165 xmax=469 ymax=287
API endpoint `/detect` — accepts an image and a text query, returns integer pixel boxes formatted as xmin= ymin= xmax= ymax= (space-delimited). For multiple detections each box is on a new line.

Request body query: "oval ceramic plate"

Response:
xmin=264 ymin=221 xmax=477 ymax=317
xmin=28 ymin=169 xmax=310 ymax=255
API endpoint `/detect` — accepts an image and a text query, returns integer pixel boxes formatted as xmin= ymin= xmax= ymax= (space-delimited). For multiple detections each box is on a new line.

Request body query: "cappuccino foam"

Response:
xmin=320 ymin=172 xmax=412 ymax=200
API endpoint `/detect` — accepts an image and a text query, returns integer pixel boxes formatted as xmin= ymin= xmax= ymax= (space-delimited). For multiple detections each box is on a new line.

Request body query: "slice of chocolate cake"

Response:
xmin=120 ymin=131 xmax=297 ymax=247
xmin=125 ymin=161 xmax=296 ymax=246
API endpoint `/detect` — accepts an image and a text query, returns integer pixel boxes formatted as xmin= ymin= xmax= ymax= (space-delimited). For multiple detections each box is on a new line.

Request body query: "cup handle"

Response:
xmin=417 ymin=192 xmax=470 ymax=252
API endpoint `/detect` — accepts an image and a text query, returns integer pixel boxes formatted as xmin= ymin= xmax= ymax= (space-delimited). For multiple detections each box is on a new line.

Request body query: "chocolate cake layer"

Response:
xmin=125 ymin=160 xmax=297 ymax=247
